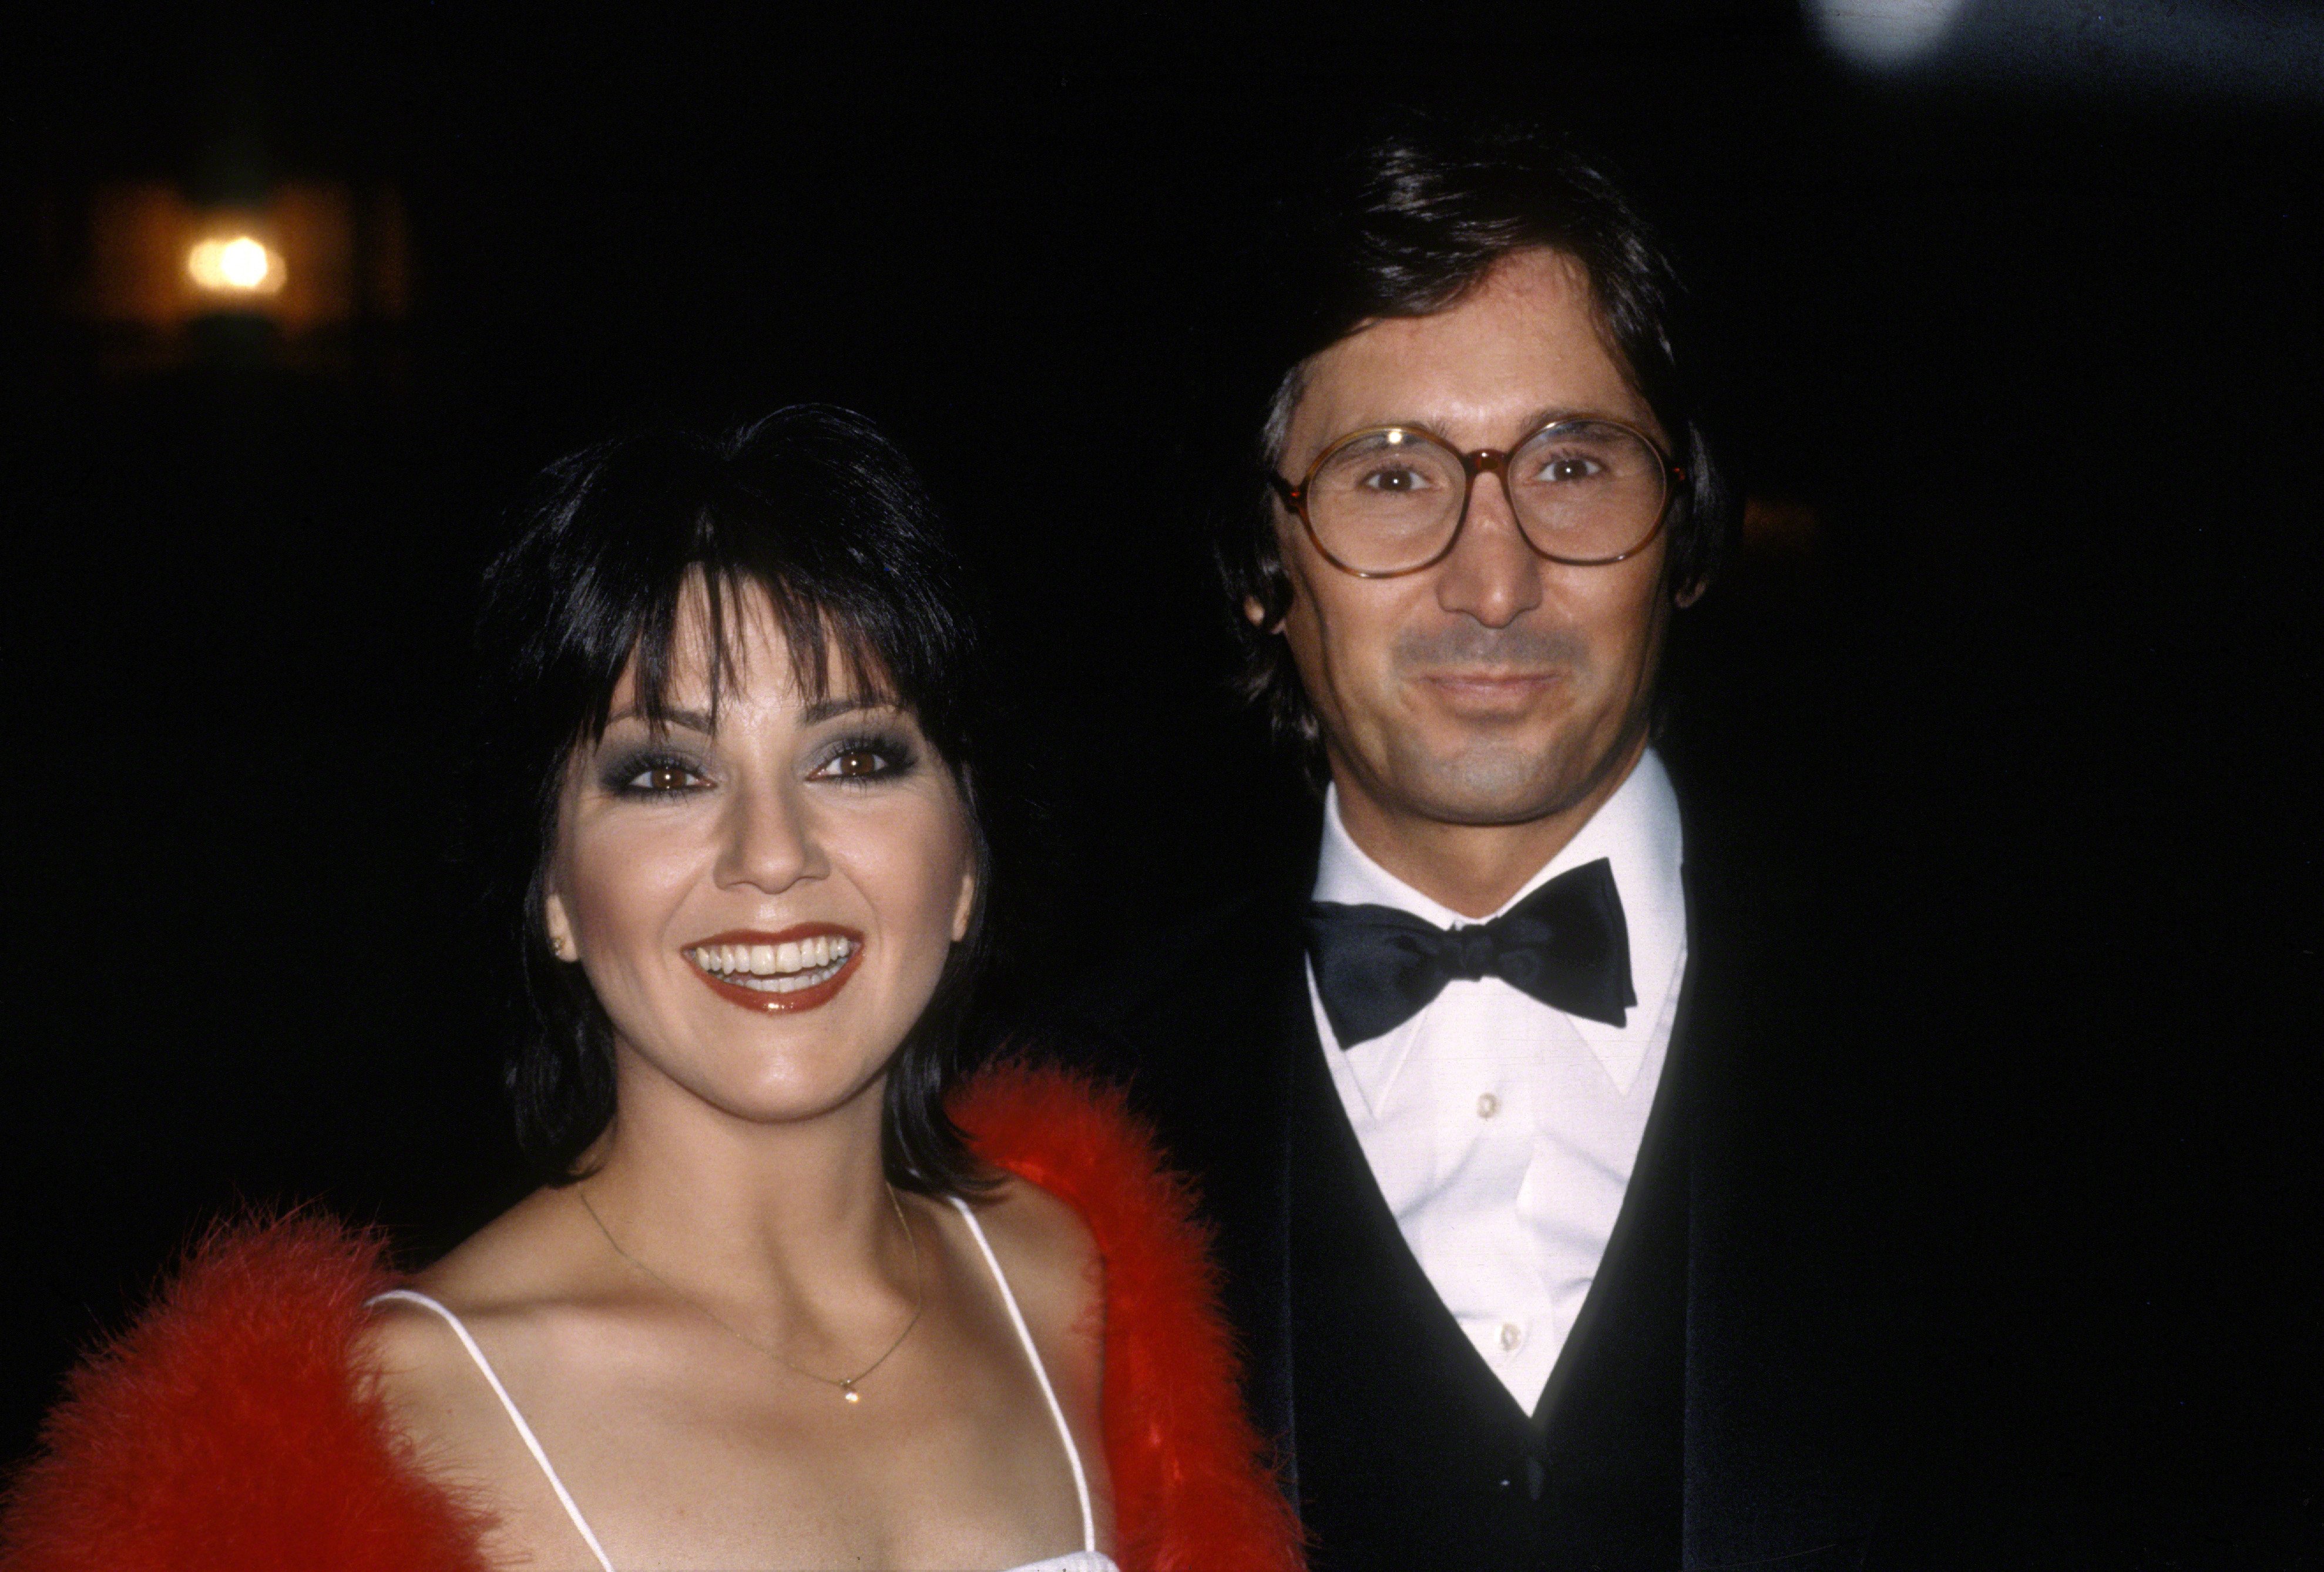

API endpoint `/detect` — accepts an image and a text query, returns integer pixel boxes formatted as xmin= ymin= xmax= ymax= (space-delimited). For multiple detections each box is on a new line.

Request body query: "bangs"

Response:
xmin=610 ymin=557 xmax=904 ymax=742
xmin=542 ymin=416 xmax=983 ymax=767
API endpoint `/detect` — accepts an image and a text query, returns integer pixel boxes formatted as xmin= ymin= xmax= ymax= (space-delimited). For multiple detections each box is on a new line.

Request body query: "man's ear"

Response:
xmin=543 ymin=891 xmax=580 ymax=962
xmin=1247 ymin=586 xmax=1298 ymax=635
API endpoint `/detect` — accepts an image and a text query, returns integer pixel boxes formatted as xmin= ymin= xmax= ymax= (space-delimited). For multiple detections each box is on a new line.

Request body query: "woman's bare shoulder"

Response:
xmin=356 ymin=1188 xmax=587 ymax=1427
xmin=959 ymin=1173 xmax=1102 ymax=1337
xmin=358 ymin=1294 xmax=481 ymax=1432
xmin=355 ymin=1190 xmax=632 ymax=1564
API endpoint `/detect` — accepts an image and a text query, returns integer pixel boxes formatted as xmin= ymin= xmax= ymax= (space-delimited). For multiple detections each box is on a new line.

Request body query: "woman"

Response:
xmin=1 ymin=407 xmax=1302 ymax=1572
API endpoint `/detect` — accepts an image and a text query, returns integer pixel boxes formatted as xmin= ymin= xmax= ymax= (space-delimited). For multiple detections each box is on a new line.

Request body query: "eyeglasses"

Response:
xmin=1270 ymin=419 xmax=1684 ymax=579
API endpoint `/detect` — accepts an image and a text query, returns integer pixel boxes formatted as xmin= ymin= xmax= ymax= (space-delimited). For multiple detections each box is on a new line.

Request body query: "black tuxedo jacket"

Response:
xmin=1056 ymin=798 xmax=1892 ymax=1570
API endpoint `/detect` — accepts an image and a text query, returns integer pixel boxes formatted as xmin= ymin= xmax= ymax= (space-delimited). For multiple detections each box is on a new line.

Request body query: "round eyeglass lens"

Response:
xmin=1506 ymin=421 xmax=1668 ymax=562
xmin=1305 ymin=428 xmax=1468 ymax=573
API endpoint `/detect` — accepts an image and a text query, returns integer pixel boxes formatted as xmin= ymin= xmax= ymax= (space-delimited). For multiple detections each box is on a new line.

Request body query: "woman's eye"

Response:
xmin=812 ymin=731 xmax=918 ymax=782
xmin=622 ymin=760 xmax=708 ymax=793
xmin=821 ymin=748 xmax=892 ymax=780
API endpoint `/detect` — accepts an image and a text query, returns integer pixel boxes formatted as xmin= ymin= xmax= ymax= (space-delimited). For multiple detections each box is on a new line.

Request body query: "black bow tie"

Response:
xmin=1304 ymin=858 xmax=1636 ymax=1047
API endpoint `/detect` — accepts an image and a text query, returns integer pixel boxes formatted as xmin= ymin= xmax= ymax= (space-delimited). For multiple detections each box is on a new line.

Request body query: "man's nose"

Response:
xmin=1434 ymin=470 xmax=1544 ymax=629
xmin=714 ymin=780 xmax=828 ymax=894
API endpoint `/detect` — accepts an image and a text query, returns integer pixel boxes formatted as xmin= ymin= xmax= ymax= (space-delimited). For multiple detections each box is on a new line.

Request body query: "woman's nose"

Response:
xmin=713 ymin=781 xmax=828 ymax=893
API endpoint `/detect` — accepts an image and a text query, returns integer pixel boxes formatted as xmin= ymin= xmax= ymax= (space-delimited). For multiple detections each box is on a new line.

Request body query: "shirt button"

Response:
xmin=1499 ymin=1322 xmax=1523 ymax=1352
xmin=1476 ymin=1093 xmax=1500 ymax=1118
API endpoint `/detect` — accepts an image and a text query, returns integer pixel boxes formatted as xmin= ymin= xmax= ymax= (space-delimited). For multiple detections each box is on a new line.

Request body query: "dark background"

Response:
xmin=3 ymin=4 xmax=2318 ymax=1566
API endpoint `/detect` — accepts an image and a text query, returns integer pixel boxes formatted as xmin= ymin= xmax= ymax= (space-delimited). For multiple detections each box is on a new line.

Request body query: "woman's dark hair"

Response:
xmin=1225 ymin=117 xmax=1741 ymax=761
xmin=473 ymin=404 xmax=995 ymax=1195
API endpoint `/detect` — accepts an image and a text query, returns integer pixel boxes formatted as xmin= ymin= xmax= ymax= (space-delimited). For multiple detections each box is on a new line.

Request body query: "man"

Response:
xmin=1065 ymin=123 xmax=1888 ymax=1569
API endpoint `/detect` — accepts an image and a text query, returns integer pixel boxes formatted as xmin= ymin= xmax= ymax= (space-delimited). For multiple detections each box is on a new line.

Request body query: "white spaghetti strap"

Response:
xmin=368 ymin=1289 xmax=617 ymax=1572
xmin=948 ymin=1197 xmax=1099 ymax=1556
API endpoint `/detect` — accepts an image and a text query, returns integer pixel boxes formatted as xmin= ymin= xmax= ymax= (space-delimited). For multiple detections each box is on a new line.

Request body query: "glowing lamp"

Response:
xmin=64 ymin=180 xmax=406 ymax=371
xmin=186 ymin=234 xmax=287 ymax=296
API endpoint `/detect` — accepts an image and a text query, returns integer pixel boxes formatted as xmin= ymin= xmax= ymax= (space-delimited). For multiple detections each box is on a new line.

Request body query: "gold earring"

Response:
xmin=544 ymin=898 xmax=580 ymax=963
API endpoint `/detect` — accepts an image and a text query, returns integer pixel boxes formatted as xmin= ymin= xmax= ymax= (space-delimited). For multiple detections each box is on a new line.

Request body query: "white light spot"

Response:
xmin=220 ymin=237 xmax=268 ymax=288
xmin=187 ymin=235 xmax=286 ymax=295
xmin=1809 ymin=0 xmax=1972 ymax=69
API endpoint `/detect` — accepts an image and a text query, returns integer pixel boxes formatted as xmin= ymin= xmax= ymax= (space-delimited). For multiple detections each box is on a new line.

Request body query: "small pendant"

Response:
xmin=842 ymin=1383 xmax=860 ymax=1405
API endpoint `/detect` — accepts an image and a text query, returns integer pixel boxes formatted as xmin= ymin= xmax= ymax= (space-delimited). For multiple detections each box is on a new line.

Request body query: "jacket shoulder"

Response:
xmin=952 ymin=1063 xmax=1305 ymax=1572
xmin=0 ymin=1212 xmax=489 ymax=1572
xmin=1068 ymin=888 xmax=1308 ymax=1036
xmin=1041 ymin=885 xmax=1312 ymax=1108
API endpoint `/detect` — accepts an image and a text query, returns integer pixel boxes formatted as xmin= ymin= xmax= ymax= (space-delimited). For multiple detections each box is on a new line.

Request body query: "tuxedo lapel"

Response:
xmin=1668 ymin=828 xmax=1882 ymax=1569
xmin=1282 ymin=959 xmax=1546 ymax=1568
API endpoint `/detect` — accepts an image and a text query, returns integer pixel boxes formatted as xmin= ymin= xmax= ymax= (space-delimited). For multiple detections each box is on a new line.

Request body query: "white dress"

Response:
xmin=373 ymin=1196 xmax=1116 ymax=1572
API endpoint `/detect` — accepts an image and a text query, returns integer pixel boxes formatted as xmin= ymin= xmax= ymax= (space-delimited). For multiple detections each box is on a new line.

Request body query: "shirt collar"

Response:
xmin=1311 ymin=748 xmax=1687 ymax=1094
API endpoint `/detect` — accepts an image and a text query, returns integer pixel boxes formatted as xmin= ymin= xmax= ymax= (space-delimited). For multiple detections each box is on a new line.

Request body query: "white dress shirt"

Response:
xmin=1308 ymin=749 xmax=1688 ymax=1412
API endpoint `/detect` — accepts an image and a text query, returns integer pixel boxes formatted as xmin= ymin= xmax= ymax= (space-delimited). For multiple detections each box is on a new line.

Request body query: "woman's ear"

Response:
xmin=950 ymin=864 xmax=976 ymax=945
xmin=543 ymin=891 xmax=581 ymax=962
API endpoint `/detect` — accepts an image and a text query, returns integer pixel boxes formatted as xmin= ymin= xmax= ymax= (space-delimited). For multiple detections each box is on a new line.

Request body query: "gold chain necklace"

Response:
xmin=575 ymin=1180 xmax=924 ymax=1406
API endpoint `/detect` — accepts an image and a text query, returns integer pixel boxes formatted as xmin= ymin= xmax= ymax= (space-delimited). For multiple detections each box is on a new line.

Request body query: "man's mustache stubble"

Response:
xmin=1391 ymin=621 xmax=1590 ymax=677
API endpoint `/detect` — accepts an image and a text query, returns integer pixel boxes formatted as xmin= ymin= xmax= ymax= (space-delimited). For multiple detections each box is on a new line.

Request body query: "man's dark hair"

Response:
xmin=1223 ymin=119 xmax=1740 ymax=758
xmin=472 ymin=404 xmax=995 ymax=1196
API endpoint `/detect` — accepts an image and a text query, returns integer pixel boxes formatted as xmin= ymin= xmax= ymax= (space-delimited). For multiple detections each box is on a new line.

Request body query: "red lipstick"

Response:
xmin=684 ymin=924 xmax=864 ymax=1013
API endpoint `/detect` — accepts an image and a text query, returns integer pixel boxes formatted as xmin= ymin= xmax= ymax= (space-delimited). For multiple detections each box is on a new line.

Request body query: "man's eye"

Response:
xmin=1533 ymin=455 xmax=1604 ymax=483
xmin=1359 ymin=465 xmax=1435 ymax=493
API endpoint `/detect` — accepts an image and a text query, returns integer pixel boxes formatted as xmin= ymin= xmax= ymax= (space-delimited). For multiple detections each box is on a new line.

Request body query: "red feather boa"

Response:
xmin=1 ymin=1063 xmax=1304 ymax=1572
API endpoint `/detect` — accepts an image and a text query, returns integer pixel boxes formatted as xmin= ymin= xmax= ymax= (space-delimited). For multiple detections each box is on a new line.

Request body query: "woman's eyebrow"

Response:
xmin=604 ymin=705 xmax=716 ymax=734
xmin=600 ymin=697 xmax=897 ymax=732
xmin=801 ymin=696 xmax=897 ymax=724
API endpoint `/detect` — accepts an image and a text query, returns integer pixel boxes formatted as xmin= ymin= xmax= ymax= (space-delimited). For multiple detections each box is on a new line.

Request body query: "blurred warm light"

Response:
xmin=66 ymin=181 xmax=407 ymax=371
xmin=186 ymin=235 xmax=286 ymax=295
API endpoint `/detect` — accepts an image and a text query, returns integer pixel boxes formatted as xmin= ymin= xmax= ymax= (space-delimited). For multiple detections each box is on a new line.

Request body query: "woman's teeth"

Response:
xmin=689 ymin=936 xmax=857 ymax=993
